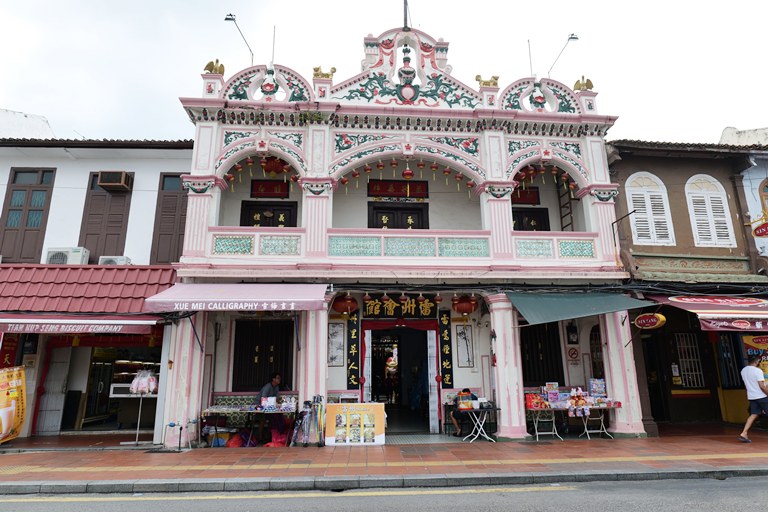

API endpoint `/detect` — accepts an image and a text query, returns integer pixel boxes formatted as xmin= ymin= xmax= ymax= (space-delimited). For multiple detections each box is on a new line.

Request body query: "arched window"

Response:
xmin=685 ymin=175 xmax=735 ymax=247
xmin=760 ymin=179 xmax=768 ymax=212
xmin=625 ymin=172 xmax=675 ymax=245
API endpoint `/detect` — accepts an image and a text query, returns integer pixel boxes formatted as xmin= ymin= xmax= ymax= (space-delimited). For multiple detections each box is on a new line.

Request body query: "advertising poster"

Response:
xmin=743 ymin=335 xmax=768 ymax=378
xmin=324 ymin=403 xmax=385 ymax=445
xmin=0 ymin=366 xmax=26 ymax=445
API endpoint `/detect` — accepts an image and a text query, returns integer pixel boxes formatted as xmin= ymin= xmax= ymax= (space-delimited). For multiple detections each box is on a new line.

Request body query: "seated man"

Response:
xmin=450 ymin=388 xmax=477 ymax=437
xmin=257 ymin=372 xmax=282 ymax=442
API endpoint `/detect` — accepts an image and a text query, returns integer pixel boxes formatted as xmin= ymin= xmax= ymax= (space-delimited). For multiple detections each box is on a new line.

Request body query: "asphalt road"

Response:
xmin=0 ymin=476 xmax=763 ymax=511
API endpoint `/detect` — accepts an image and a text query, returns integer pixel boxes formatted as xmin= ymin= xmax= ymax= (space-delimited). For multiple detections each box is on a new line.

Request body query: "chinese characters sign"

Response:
xmin=438 ymin=309 xmax=454 ymax=389
xmin=346 ymin=310 xmax=360 ymax=389
xmin=363 ymin=294 xmax=438 ymax=319
xmin=0 ymin=334 xmax=19 ymax=368
xmin=250 ymin=180 xmax=289 ymax=198
xmin=0 ymin=366 xmax=26 ymax=445
xmin=367 ymin=180 xmax=428 ymax=198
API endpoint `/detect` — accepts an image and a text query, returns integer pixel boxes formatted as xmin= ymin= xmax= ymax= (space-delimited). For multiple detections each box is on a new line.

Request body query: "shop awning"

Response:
xmin=647 ymin=295 xmax=768 ymax=332
xmin=0 ymin=313 xmax=161 ymax=334
xmin=505 ymin=292 xmax=654 ymax=326
xmin=143 ymin=283 xmax=329 ymax=313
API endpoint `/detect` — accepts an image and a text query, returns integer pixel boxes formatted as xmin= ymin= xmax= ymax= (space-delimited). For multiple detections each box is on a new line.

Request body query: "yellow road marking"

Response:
xmin=0 ymin=486 xmax=576 ymax=503
xmin=2 ymin=451 xmax=766 ymax=476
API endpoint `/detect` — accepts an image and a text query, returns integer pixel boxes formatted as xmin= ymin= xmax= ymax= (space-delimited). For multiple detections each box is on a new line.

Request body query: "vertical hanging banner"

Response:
xmin=346 ymin=311 xmax=360 ymax=389
xmin=0 ymin=366 xmax=26 ymax=445
xmin=0 ymin=333 xmax=20 ymax=368
xmin=438 ymin=309 xmax=453 ymax=389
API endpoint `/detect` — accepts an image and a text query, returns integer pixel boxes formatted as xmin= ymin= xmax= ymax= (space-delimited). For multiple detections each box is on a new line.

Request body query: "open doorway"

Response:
xmin=370 ymin=328 xmax=429 ymax=433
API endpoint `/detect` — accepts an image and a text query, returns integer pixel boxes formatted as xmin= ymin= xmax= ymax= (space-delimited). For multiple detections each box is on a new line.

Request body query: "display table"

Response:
xmin=527 ymin=408 xmax=564 ymax=441
xmin=462 ymin=408 xmax=500 ymax=443
xmin=527 ymin=406 xmax=618 ymax=441
xmin=202 ymin=407 xmax=296 ymax=447
xmin=577 ymin=406 xmax=615 ymax=440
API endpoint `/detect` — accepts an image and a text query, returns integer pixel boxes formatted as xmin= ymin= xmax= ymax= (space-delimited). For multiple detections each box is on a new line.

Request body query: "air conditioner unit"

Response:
xmin=98 ymin=256 xmax=132 ymax=265
xmin=46 ymin=247 xmax=90 ymax=265
xmin=97 ymin=171 xmax=133 ymax=191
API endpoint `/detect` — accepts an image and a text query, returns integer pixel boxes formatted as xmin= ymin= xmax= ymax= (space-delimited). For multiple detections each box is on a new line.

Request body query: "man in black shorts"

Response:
xmin=738 ymin=355 xmax=768 ymax=443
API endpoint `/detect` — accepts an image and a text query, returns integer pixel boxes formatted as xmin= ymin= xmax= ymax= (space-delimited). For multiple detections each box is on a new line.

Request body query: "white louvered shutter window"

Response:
xmin=626 ymin=173 xmax=675 ymax=246
xmin=685 ymin=175 xmax=735 ymax=247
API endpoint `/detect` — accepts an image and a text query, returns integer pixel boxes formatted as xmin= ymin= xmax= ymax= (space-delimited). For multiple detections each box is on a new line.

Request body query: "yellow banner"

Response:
xmin=0 ymin=366 xmax=26 ymax=445
xmin=325 ymin=403 xmax=385 ymax=445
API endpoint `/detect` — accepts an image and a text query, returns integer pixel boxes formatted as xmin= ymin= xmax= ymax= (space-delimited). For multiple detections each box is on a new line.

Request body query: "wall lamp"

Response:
xmin=224 ymin=13 xmax=254 ymax=67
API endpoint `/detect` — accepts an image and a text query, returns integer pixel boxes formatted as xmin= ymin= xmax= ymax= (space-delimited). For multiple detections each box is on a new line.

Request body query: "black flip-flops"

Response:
xmin=737 ymin=436 xmax=752 ymax=443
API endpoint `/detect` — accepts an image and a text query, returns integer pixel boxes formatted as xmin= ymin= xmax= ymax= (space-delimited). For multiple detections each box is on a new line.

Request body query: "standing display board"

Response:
xmin=324 ymin=403 xmax=385 ymax=445
xmin=0 ymin=366 xmax=26 ymax=445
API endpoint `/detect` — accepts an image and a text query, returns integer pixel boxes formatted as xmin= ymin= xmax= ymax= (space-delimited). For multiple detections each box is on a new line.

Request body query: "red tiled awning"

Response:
xmin=647 ymin=295 xmax=768 ymax=332
xmin=0 ymin=264 xmax=177 ymax=334
xmin=144 ymin=283 xmax=329 ymax=313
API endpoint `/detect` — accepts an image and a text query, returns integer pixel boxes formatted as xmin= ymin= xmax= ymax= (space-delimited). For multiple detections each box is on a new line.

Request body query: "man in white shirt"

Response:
xmin=738 ymin=355 xmax=768 ymax=443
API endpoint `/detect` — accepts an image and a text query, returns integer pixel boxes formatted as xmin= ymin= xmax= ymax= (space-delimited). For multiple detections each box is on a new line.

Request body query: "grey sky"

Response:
xmin=2 ymin=1 xmax=765 ymax=143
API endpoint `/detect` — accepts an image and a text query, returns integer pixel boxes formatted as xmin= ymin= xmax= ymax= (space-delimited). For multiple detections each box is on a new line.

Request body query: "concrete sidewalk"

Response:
xmin=1 ymin=425 xmax=767 ymax=494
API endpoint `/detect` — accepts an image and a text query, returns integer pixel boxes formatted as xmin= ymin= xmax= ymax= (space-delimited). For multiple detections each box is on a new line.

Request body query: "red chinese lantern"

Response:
xmin=399 ymin=293 xmax=408 ymax=303
xmin=402 ymin=165 xmax=414 ymax=180
xmin=362 ymin=293 xmax=372 ymax=303
xmin=290 ymin=174 xmax=299 ymax=182
xmin=452 ymin=294 xmax=479 ymax=316
xmin=376 ymin=160 xmax=385 ymax=170
xmin=363 ymin=163 xmax=372 ymax=173
xmin=332 ymin=293 xmax=358 ymax=315
xmin=417 ymin=293 xmax=426 ymax=303
xmin=417 ymin=160 xmax=426 ymax=169
xmin=434 ymin=293 xmax=443 ymax=305
xmin=246 ymin=156 xmax=254 ymax=176
xmin=381 ymin=292 xmax=391 ymax=302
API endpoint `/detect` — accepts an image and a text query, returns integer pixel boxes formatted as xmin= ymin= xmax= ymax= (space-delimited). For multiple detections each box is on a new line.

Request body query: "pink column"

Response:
xmin=162 ymin=314 xmax=207 ymax=448
xmin=487 ymin=293 xmax=528 ymax=438
xmin=298 ymin=305 xmax=330 ymax=403
xmin=481 ymin=185 xmax=515 ymax=259
xmin=302 ymin=179 xmax=333 ymax=259
xmin=601 ymin=311 xmax=646 ymax=435
xmin=181 ymin=175 xmax=227 ymax=258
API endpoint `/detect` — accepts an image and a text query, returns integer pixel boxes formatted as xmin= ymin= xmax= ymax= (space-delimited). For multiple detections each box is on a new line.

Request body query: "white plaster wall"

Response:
xmin=0 ymin=148 xmax=191 ymax=265
xmin=218 ymin=176 xmax=304 ymax=226
xmin=332 ymin=176 xmax=482 ymax=230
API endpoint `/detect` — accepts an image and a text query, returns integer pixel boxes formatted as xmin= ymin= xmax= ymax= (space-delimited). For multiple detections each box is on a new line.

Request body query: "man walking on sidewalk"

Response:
xmin=738 ymin=355 xmax=768 ymax=443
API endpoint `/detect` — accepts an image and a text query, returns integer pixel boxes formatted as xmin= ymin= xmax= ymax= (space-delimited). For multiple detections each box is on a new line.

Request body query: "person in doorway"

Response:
xmin=450 ymin=388 xmax=477 ymax=437
xmin=738 ymin=355 xmax=768 ymax=443
xmin=257 ymin=373 xmax=282 ymax=442
xmin=384 ymin=352 xmax=398 ymax=404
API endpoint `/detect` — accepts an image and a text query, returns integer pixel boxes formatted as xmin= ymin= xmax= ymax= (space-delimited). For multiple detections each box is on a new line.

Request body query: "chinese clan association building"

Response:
xmin=146 ymin=22 xmax=652 ymax=446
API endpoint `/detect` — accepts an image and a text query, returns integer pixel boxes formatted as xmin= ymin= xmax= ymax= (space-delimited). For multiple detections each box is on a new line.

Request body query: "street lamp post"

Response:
xmin=224 ymin=13 xmax=254 ymax=67
xmin=547 ymin=33 xmax=578 ymax=78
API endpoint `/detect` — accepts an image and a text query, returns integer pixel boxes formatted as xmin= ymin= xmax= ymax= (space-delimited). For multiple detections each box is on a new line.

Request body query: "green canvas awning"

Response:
xmin=505 ymin=292 xmax=654 ymax=326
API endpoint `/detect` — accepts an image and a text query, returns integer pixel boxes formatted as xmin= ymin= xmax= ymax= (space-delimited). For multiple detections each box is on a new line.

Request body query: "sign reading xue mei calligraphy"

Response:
xmin=346 ymin=310 xmax=360 ymax=390
xmin=438 ymin=309 xmax=454 ymax=389
xmin=363 ymin=294 xmax=438 ymax=319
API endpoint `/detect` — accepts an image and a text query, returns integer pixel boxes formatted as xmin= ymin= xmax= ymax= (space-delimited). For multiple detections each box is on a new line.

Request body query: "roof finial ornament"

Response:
xmin=403 ymin=0 xmax=411 ymax=31
xmin=574 ymin=76 xmax=594 ymax=91
xmin=204 ymin=59 xmax=225 ymax=75
xmin=313 ymin=66 xmax=337 ymax=79
xmin=475 ymin=75 xmax=499 ymax=87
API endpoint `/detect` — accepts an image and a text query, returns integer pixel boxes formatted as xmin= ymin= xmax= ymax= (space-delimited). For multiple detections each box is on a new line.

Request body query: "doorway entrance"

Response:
xmin=370 ymin=328 xmax=429 ymax=433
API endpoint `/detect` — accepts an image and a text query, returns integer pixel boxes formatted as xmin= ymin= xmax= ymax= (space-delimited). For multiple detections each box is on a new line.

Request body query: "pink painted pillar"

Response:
xmin=481 ymin=185 xmax=515 ymax=259
xmin=487 ymin=293 xmax=528 ymax=438
xmin=601 ymin=311 xmax=646 ymax=435
xmin=181 ymin=175 xmax=227 ymax=258
xmin=301 ymin=179 xmax=333 ymax=259
xmin=297 ymin=303 xmax=331 ymax=403
xmin=162 ymin=313 xmax=207 ymax=448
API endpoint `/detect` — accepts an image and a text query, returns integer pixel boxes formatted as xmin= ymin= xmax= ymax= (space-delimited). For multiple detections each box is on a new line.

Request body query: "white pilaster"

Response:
xmin=488 ymin=294 xmax=527 ymax=438
xmin=299 ymin=307 xmax=330 ymax=402
xmin=601 ymin=311 xmax=645 ymax=435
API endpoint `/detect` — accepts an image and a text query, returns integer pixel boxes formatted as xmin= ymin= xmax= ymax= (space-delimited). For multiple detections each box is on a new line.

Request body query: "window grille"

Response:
xmin=675 ymin=333 xmax=705 ymax=388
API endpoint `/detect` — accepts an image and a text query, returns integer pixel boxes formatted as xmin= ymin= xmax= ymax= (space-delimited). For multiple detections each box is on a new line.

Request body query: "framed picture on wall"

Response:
xmin=456 ymin=324 xmax=475 ymax=368
xmin=328 ymin=323 xmax=345 ymax=367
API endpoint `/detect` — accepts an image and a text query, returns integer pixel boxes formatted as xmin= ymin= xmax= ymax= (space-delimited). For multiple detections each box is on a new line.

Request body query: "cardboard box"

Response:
xmin=207 ymin=431 xmax=231 ymax=447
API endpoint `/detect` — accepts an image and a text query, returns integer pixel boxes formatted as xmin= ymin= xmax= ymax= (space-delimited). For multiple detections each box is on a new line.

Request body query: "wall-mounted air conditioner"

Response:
xmin=45 ymin=247 xmax=90 ymax=265
xmin=98 ymin=256 xmax=132 ymax=265
xmin=97 ymin=171 xmax=133 ymax=191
